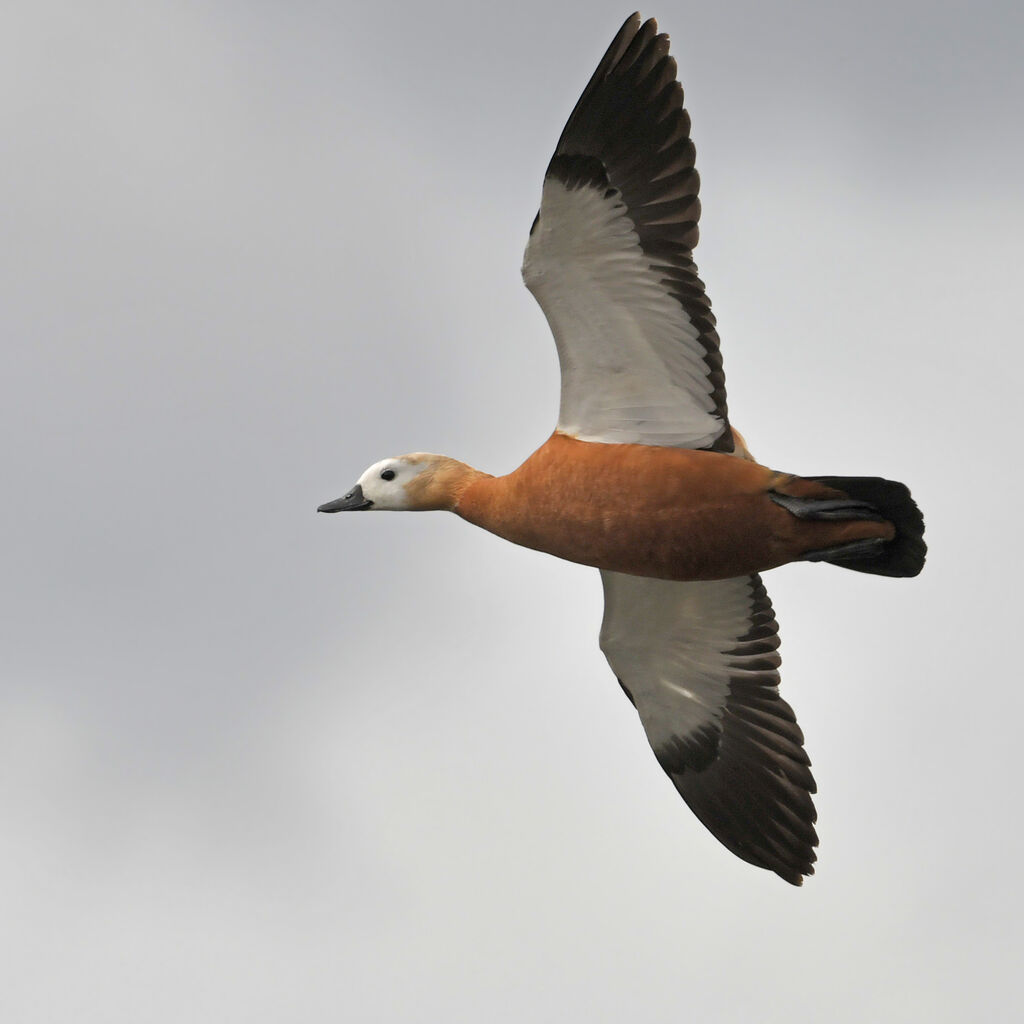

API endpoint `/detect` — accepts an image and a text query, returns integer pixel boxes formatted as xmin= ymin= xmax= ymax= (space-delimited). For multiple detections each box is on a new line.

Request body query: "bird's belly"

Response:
xmin=471 ymin=493 xmax=793 ymax=581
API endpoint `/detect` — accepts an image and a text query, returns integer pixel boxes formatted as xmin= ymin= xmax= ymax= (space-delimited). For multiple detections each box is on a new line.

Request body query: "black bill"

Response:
xmin=317 ymin=484 xmax=373 ymax=512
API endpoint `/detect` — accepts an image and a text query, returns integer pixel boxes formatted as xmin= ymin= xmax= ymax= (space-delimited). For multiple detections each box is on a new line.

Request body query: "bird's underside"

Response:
xmin=455 ymin=433 xmax=897 ymax=583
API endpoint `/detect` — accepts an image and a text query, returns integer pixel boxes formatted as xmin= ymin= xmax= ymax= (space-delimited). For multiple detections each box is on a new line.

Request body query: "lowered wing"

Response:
xmin=599 ymin=570 xmax=817 ymax=884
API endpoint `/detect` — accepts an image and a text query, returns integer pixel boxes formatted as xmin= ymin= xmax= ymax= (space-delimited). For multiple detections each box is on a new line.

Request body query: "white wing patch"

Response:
xmin=599 ymin=571 xmax=744 ymax=752
xmin=523 ymin=179 xmax=722 ymax=449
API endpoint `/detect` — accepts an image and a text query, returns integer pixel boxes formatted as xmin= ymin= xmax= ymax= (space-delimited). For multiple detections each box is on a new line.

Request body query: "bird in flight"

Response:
xmin=319 ymin=13 xmax=925 ymax=885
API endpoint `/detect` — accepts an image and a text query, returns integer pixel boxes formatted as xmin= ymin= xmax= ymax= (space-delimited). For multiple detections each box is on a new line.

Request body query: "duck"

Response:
xmin=318 ymin=12 xmax=926 ymax=886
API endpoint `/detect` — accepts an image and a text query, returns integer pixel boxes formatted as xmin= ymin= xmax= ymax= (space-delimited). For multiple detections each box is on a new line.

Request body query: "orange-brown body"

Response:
xmin=455 ymin=433 xmax=894 ymax=581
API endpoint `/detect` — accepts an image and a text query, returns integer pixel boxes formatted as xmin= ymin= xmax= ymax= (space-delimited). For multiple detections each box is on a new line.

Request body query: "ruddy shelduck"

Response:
xmin=319 ymin=13 xmax=925 ymax=885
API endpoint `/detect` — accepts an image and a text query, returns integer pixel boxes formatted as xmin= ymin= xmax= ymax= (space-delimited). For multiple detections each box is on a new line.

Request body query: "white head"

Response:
xmin=318 ymin=453 xmax=479 ymax=514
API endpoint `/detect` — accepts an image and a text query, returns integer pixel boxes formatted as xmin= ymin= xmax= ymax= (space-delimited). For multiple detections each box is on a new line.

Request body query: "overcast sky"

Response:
xmin=2 ymin=1 xmax=1022 ymax=1020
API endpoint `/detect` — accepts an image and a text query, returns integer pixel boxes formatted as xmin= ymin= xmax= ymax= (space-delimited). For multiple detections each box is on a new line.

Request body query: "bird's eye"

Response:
xmin=380 ymin=469 xmax=396 ymax=481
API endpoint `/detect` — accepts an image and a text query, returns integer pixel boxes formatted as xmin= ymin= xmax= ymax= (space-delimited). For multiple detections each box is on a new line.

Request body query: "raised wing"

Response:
xmin=599 ymin=571 xmax=817 ymax=884
xmin=523 ymin=14 xmax=732 ymax=452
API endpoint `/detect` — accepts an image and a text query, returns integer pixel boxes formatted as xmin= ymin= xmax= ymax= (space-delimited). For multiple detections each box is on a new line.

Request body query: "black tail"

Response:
xmin=771 ymin=476 xmax=927 ymax=578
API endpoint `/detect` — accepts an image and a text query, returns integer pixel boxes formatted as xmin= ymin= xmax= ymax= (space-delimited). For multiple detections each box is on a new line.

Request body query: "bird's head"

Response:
xmin=318 ymin=453 xmax=480 ymax=514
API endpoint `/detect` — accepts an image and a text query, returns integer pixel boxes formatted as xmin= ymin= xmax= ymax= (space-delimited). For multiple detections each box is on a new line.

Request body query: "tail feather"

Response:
xmin=804 ymin=476 xmax=926 ymax=578
xmin=770 ymin=476 xmax=926 ymax=578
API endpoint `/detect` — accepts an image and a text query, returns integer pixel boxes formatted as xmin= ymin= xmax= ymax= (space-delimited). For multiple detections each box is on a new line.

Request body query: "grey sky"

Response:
xmin=2 ymin=1 xmax=1021 ymax=1020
